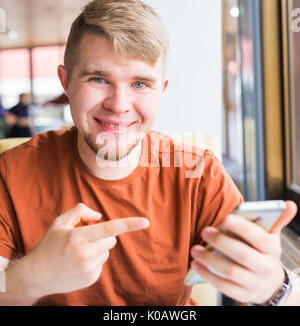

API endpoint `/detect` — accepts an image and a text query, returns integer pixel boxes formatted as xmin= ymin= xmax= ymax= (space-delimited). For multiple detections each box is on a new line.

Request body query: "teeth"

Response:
xmin=100 ymin=121 xmax=127 ymax=128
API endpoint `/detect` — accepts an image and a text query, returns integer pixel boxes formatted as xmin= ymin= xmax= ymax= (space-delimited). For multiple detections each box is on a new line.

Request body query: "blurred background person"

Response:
xmin=0 ymin=96 xmax=8 ymax=139
xmin=5 ymin=93 xmax=32 ymax=138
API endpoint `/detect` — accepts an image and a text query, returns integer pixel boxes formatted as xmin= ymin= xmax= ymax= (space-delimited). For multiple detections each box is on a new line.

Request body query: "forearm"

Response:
xmin=0 ymin=256 xmax=41 ymax=306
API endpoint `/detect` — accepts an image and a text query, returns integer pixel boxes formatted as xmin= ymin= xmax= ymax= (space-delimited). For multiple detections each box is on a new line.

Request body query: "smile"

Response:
xmin=99 ymin=121 xmax=128 ymax=128
xmin=94 ymin=118 xmax=136 ymax=134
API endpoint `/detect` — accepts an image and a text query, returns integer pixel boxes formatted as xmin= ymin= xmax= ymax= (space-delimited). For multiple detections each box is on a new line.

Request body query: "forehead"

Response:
xmin=75 ymin=33 xmax=164 ymax=78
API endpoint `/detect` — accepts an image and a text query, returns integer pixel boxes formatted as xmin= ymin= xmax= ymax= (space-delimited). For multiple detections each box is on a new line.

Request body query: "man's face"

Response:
xmin=59 ymin=34 xmax=168 ymax=161
xmin=20 ymin=94 xmax=31 ymax=106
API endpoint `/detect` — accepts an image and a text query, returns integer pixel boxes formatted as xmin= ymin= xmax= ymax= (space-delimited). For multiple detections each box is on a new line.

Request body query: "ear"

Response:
xmin=57 ymin=65 xmax=69 ymax=97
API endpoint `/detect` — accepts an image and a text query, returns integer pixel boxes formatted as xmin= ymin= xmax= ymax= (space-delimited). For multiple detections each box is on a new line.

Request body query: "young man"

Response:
xmin=0 ymin=0 xmax=298 ymax=306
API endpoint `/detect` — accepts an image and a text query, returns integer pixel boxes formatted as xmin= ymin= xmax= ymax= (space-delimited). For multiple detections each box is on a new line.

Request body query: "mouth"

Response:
xmin=93 ymin=118 xmax=136 ymax=134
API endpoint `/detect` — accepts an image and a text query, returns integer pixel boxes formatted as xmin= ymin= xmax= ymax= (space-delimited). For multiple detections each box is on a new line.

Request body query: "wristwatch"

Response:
xmin=253 ymin=268 xmax=292 ymax=306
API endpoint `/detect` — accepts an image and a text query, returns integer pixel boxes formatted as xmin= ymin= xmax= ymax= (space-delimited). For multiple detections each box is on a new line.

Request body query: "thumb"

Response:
xmin=270 ymin=200 xmax=298 ymax=234
xmin=56 ymin=203 xmax=102 ymax=229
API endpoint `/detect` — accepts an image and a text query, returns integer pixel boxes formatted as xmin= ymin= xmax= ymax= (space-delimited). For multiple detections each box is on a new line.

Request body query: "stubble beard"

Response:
xmin=84 ymin=131 xmax=141 ymax=161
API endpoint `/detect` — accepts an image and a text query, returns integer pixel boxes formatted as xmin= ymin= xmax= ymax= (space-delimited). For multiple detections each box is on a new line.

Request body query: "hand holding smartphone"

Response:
xmin=184 ymin=200 xmax=287 ymax=286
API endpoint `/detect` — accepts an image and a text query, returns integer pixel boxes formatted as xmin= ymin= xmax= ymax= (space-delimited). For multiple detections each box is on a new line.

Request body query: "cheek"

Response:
xmin=69 ymin=86 xmax=103 ymax=123
xmin=137 ymin=94 xmax=160 ymax=123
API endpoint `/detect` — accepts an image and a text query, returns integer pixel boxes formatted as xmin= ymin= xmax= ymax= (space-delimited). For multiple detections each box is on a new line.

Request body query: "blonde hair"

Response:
xmin=64 ymin=0 xmax=169 ymax=80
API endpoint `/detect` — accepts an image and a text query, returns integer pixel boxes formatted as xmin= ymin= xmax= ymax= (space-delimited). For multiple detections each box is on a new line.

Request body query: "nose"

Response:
xmin=103 ymin=86 xmax=131 ymax=114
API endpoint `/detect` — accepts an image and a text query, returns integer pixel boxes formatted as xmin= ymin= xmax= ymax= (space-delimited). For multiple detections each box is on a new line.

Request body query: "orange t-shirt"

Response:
xmin=0 ymin=127 xmax=243 ymax=305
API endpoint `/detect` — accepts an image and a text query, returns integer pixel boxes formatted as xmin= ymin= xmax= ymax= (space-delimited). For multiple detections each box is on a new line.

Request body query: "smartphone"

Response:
xmin=184 ymin=200 xmax=286 ymax=286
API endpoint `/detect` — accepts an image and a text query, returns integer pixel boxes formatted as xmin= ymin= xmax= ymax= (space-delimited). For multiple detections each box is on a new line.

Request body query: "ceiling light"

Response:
xmin=0 ymin=8 xmax=5 ymax=32
xmin=8 ymin=30 xmax=18 ymax=40
xmin=230 ymin=7 xmax=240 ymax=18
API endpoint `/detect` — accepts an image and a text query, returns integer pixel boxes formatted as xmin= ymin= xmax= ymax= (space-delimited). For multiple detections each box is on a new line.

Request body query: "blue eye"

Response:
xmin=134 ymin=82 xmax=146 ymax=89
xmin=94 ymin=78 xmax=105 ymax=83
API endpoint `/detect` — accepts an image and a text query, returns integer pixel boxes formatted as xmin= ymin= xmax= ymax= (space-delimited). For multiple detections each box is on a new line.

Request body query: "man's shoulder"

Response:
xmin=0 ymin=127 xmax=76 ymax=169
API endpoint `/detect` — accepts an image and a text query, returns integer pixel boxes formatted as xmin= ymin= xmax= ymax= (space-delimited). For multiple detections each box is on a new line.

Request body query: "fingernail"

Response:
xmin=140 ymin=218 xmax=150 ymax=228
xmin=203 ymin=227 xmax=215 ymax=239
xmin=191 ymin=246 xmax=204 ymax=256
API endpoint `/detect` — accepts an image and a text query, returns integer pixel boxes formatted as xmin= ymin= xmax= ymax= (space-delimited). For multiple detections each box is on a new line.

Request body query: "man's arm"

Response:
xmin=190 ymin=201 xmax=300 ymax=305
xmin=4 ymin=113 xmax=18 ymax=127
xmin=0 ymin=203 xmax=149 ymax=306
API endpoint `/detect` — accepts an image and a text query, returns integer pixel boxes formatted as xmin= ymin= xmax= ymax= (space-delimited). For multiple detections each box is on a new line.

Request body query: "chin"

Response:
xmin=84 ymin=132 xmax=140 ymax=162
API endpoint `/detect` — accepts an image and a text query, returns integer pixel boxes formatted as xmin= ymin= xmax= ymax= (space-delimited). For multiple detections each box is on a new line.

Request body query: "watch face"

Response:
xmin=0 ymin=269 xmax=5 ymax=292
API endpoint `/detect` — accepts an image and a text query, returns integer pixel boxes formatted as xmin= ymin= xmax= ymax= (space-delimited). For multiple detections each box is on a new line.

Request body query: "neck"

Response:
xmin=77 ymin=133 xmax=143 ymax=180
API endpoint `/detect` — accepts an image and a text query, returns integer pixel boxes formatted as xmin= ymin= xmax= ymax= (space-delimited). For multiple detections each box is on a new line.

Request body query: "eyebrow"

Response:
xmin=79 ymin=70 xmax=158 ymax=83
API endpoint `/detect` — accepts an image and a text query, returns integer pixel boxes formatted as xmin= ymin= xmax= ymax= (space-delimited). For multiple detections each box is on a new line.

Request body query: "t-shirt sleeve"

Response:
xmin=193 ymin=150 xmax=244 ymax=246
xmin=0 ymin=154 xmax=18 ymax=260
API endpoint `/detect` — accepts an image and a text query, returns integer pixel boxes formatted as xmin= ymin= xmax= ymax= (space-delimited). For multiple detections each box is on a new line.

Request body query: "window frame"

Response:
xmin=281 ymin=0 xmax=300 ymax=234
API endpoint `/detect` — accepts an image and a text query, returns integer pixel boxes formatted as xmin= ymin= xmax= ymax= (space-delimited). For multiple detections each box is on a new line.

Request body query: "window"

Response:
xmin=0 ymin=45 xmax=66 ymax=107
xmin=284 ymin=0 xmax=300 ymax=190
xmin=0 ymin=48 xmax=31 ymax=108
xmin=0 ymin=45 xmax=72 ymax=135
xmin=32 ymin=45 xmax=65 ymax=104
xmin=222 ymin=0 xmax=265 ymax=201
xmin=282 ymin=0 xmax=300 ymax=233
xmin=221 ymin=0 xmax=266 ymax=306
xmin=222 ymin=0 xmax=244 ymax=195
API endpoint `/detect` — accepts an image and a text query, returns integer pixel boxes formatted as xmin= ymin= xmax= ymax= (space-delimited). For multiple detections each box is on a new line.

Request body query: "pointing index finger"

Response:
xmin=73 ymin=217 xmax=150 ymax=242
